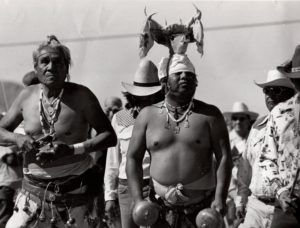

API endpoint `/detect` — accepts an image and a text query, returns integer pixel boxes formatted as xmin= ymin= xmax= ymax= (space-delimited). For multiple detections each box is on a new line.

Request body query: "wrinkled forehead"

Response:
xmin=37 ymin=47 xmax=63 ymax=59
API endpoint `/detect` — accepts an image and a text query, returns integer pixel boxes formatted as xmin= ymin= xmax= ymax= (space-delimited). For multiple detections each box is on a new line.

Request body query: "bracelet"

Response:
xmin=73 ymin=143 xmax=85 ymax=155
xmin=276 ymin=187 xmax=289 ymax=199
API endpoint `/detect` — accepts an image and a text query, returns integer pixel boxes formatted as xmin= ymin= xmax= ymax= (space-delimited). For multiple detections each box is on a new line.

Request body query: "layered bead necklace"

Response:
xmin=162 ymin=99 xmax=194 ymax=134
xmin=39 ymin=86 xmax=64 ymax=137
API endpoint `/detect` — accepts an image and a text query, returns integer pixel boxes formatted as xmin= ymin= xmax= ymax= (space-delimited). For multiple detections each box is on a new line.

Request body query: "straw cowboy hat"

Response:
xmin=255 ymin=69 xmax=294 ymax=89
xmin=277 ymin=45 xmax=300 ymax=78
xmin=224 ymin=102 xmax=258 ymax=121
xmin=122 ymin=59 xmax=161 ymax=96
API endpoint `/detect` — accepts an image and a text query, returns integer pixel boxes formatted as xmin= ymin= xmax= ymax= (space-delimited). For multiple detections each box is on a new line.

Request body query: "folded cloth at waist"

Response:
xmin=22 ymin=179 xmax=89 ymax=207
xmin=118 ymin=178 xmax=151 ymax=186
xmin=153 ymin=179 xmax=215 ymax=206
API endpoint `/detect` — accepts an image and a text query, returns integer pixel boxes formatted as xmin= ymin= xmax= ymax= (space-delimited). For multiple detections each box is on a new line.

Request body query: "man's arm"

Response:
xmin=235 ymin=140 xmax=253 ymax=220
xmin=126 ymin=108 xmax=148 ymax=204
xmin=104 ymin=115 xmax=121 ymax=220
xmin=259 ymin=109 xmax=292 ymax=212
xmin=0 ymin=88 xmax=35 ymax=150
xmin=210 ymin=107 xmax=233 ymax=214
xmin=236 ymin=129 xmax=254 ymax=206
xmin=74 ymin=86 xmax=117 ymax=153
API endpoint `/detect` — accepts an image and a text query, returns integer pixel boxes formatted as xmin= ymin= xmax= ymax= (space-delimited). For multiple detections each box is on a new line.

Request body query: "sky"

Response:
xmin=0 ymin=0 xmax=300 ymax=116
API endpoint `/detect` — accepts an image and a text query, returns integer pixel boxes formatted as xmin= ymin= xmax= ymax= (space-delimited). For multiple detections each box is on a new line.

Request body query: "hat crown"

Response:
xmin=292 ymin=45 xmax=300 ymax=69
xmin=133 ymin=59 xmax=159 ymax=84
xmin=231 ymin=102 xmax=249 ymax=113
xmin=266 ymin=69 xmax=286 ymax=83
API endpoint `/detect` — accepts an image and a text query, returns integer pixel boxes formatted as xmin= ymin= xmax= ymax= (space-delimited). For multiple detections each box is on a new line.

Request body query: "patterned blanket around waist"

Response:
xmin=22 ymin=178 xmax=90 ymax=207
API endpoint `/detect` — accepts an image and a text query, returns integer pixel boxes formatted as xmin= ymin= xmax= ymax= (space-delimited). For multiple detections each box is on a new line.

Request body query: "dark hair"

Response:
xmin=122 ymin=90 xmax=164 ymax=109
xmin=22 ymin=71 xmax=39 ymax=86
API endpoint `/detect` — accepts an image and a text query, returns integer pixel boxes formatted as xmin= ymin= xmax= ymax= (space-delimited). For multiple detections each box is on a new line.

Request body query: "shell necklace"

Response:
xmin=163 ymin=99 xmax=193 ymax=134
xmin=39 ymin=86 xmax=64 ymax=136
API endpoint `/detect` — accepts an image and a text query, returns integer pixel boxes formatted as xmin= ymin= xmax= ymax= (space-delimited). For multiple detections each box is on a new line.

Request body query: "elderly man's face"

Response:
xmin=35 ymin=47 xmax=67 ymax=87
xmin=168 ymin=71 xmax=197 ymax=96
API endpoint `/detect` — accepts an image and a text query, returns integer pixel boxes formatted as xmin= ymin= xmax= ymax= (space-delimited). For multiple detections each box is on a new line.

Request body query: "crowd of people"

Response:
xmin=0 ymin=10 xmax=300 ymax=228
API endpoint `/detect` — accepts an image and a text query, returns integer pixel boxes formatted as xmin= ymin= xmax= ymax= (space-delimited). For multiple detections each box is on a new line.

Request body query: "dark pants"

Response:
xmin=270 ymin=207 xmax=300 ymax=228
xmin=0 ymin=186 xmax=15 ymax=227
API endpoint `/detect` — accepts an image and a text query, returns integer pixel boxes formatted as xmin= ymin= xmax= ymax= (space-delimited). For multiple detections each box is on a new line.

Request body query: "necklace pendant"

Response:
xmin=164 ymin=121 xmax=171 ymax=130
xmin=174 ymin=125 xmax=180 ymax=134
xmin=184 ymin=120 xmax=189 ymax=128
xmin=159 ymin=108 xmax=164 ymax=114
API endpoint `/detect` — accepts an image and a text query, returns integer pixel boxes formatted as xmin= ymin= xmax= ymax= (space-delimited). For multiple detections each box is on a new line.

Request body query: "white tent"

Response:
xmin=1 ymin=0 xmax=300 ymax=116
xmin=0 ymin=80 xmax=23 ymax=114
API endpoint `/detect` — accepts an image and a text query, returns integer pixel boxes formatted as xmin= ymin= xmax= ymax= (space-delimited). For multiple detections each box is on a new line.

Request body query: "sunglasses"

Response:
xmin=263 ymin=87 xmax=287 ymax=96
xmin=231 ymin=116 xmax=248 ymax=122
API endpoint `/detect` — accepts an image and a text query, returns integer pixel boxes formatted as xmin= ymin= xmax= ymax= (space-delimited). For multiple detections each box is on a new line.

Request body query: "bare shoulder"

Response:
xmin=64 ymin=82 xmax=94 ymax=97
xmin=15 ymin=85 xmax=39 ymax=105
xmin=63 ymin=82 xmax=99 ymax=105
xmin=193 ymin=99 xmax=223 ymax=118
xmin=136 ymin=101 xmax=164 ymax=123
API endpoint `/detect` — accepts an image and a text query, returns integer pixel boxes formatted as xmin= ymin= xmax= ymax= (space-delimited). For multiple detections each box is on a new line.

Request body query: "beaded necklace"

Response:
xmin=39 ymin=86 xmax=64 ymax=137
xmin=163 ymin=99 xmax=193 ymax=134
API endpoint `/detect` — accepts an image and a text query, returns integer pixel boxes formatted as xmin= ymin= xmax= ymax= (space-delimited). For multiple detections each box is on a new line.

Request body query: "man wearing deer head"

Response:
xmin=0 ymin=35 xmax=117 ymax=228
xmin=126 ymin=53 xmax=232 ymax=227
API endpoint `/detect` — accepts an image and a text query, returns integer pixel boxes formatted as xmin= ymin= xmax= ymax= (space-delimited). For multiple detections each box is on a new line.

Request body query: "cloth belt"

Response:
xmin=24 ymin=172 xmax=87 ymax=194
xmin=257 ymin=196 xmax=276 ymax=205
xmin=22 ymin=179 xmax=89 ymax=207
xmin=118 ymin=178 xmax=151 ymax=186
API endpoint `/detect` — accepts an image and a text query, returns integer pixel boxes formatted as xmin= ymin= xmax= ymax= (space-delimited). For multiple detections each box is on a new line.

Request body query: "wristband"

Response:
xmin=73 ymin=143 xmax=85 ymax=155
xmin=276 ymin=187 xmax=289 ymax=199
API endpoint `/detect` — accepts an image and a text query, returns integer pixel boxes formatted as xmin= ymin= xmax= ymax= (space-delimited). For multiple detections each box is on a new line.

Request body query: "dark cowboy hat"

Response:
xmin=277 ymin=45 xmax=300 ymax=78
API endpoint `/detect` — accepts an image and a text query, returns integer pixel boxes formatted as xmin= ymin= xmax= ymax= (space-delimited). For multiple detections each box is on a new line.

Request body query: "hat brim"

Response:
xmin=277 ymin=62 xmax=300 ymax=79
xmin=254 ymin=78 xmax=294 ymax=89
xmin=223 ymin=111 xmax=259 ymax=121
xmin=121 ymin=82 xmax=161 ymax=96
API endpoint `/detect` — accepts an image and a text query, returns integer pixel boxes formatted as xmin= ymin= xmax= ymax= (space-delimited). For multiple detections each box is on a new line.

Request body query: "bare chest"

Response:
xmin=146 ymin=112 xmax=211 ymax=151
xmin=21 ymin=98 xmax=88 ymax=141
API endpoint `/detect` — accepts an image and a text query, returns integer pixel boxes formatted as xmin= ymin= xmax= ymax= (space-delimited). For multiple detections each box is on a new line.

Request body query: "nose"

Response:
xmin=180 ymin=72 xmax=188 ymax=79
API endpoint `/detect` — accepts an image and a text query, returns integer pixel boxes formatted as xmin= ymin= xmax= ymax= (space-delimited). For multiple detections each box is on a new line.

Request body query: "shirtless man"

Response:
xmin=126 ymin=54 xmax=232 ymax=227
xmin=0 ymin=35 xmax=117 ymax=228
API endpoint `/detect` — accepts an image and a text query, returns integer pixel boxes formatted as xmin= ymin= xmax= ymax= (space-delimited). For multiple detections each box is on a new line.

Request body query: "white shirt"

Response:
xmin=104 ymin=109 xmax=150 ymax=201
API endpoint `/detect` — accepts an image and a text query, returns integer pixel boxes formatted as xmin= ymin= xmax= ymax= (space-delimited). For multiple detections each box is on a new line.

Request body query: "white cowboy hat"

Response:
xmin=254 ymin=69 xmax=294 ymax=89
xmin=122 ymin=59 xmax=161 ymax=96
xmin=223 ymin=102 xmax=258 ymax=121
xmin=277 ymin=45 xmax=300 ymax=78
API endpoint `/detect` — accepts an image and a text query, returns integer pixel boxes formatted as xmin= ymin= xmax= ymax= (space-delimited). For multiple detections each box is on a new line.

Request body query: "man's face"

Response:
xmin=105 ymin=104 xmax=122 ymax=121
xmin=167 ymin=71 xmax=197 ymax=96
xmin=263 ymin=86 xmax=295 ymax=111
xmin=35 ymin=47 xmax=67 ymax=87
xmin=231 ymin=114 xmax=251 ymax=137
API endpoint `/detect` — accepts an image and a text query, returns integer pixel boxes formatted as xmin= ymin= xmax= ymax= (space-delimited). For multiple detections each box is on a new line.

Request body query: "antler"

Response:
xmin=139 ymin=7 xmax=166 ymax=58
xmin=187 ymin=4 xmax=204 ymax=56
